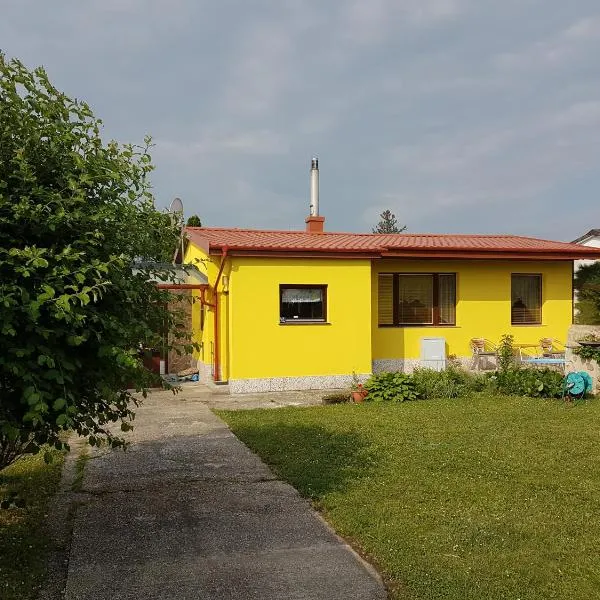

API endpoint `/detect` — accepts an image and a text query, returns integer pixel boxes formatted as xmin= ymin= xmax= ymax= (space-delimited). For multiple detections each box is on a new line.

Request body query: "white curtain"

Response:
xmin=281 ymin=288 xmax=322 ymax=303
xmin=512 ymin=275 xmax=541 ymax=324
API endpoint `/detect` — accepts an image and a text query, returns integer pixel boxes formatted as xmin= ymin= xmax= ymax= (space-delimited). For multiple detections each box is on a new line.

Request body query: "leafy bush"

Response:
xmin=497 ymin=334 xmax=517 ymax=372
xmin=412 ymin=366 xmax=488 ymax=399
xmin=322 ymin=392 xmax=350 ymax=405
xmin=364 ymin=372 xmax=419 ymax=402
xmin=490 ymin=367 xmax=564 ymax=399
xmin=0 ymin=56 xmax=191 ymax=468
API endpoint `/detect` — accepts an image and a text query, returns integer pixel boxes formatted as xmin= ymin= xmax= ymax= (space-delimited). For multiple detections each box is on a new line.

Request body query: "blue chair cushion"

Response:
xmin=522 ymin=357 xmax=565 ymax=366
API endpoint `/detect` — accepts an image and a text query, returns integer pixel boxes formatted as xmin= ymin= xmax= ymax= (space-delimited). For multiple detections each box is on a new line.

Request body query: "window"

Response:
xmin=280 ymin=285 xmax=327 ymax=323
xmin=378 ymin=273 xmax=456 ymax=326
xmin=511 ymin=274 xmax=541 ymax=325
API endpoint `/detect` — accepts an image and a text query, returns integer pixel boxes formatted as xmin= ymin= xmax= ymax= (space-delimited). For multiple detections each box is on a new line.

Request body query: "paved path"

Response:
xmin=64 ymin=387 xmax=386 ymax=599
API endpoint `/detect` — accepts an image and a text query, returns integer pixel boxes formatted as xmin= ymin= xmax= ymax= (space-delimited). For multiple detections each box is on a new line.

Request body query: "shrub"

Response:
xmin=490 ymin=367 xmax=564 ymax=399
xmin=364 ymin=372 xmax=419 ymax=402
xmin=0 ymin=56 xmax=191 ymax=468
xmin=322 ymin=392 xmax=350 ymax=405
xmin=412 ymin=366 xmax=488 ymax=399
xmin=497 ymin=334 xmax=517 ymax=372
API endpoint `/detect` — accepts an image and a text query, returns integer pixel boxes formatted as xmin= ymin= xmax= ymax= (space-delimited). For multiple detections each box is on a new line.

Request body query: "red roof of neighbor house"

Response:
xmin=185 ymin=227 xmax=600 ymax=260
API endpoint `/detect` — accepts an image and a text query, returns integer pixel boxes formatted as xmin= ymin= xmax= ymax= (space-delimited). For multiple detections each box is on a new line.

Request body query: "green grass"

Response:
xmin=218 ymin=395 xmax=600 ymax=600
xmin=0 ymin=450 xmax=64 ymax=600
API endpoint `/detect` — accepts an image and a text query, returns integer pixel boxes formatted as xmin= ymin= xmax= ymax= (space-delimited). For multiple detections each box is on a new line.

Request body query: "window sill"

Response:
xmin=378 ymin=324 xmax=458 ymax=328
xmin=511 ymin=323 xmax=544 ymax=327
xmin=279 ymin=321 xmax=331 ymax=326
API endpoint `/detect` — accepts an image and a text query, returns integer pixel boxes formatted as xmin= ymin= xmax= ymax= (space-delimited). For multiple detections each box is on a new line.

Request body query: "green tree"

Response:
xmin=0 ymin=56 xmax=191 ymax=468
xmin=372 ymin=209 xmax=407 ymax=234
xmin=574 ymin=262 xmax=600 ymax=324
xmin=186 ymin=215 xmax=202 ymax=227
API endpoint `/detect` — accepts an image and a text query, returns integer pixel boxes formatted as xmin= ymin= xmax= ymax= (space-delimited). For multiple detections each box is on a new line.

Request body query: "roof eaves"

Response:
xmin=380 ymin=247 xmax=600 ymax=260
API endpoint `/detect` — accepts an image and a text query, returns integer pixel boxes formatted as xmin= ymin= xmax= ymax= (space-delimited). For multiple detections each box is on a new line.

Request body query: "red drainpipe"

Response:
xmin=212 ymin=246 xmax=229 ymax=382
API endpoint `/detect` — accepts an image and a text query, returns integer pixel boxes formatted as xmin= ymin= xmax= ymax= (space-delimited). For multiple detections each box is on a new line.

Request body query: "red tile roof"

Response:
xmin=186 ymin=227 xmax=600 ymax=260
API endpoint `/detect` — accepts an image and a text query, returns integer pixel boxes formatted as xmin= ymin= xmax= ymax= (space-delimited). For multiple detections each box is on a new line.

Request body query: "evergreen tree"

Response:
xmin=186 ymin=215 xmax=202 ymax=227
xmin=372 ymin=209 xmax=407 ymax=234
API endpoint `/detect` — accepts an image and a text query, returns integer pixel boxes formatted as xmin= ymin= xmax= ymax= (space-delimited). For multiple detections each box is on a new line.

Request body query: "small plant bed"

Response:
xmin=0 ymin=449 xmax=64 ymax=600
xmin=574 ymin=334 xmax=600 ymax=363
xmin=219 ymin=396 xmax=600 ymax=600
xmin=361 ymin=363 xmax=569 ymax=404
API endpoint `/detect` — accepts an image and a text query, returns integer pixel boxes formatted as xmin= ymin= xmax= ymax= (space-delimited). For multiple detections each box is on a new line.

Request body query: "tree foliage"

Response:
xmin=0 ymin=56 xmax=190 ymax=468
xmin=372 ymin=209 xmax=406 ymax=234
xmin=574 ymin=262 xmax=600 ymax=325
xmin=186 ymin=214 xmax=202 ymax=227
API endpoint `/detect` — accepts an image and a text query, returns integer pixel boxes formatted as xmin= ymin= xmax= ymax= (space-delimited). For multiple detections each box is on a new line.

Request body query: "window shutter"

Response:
xmin=378 ymin=274 xmax=394 ymax=325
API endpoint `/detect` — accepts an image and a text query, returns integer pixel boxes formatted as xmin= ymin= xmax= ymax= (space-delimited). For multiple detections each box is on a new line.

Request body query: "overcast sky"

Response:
xmin=2 ymin=1 xmax=600 ymax=240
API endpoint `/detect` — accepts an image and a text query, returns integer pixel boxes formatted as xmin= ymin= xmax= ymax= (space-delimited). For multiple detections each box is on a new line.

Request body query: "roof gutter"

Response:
xmin=380 ymin=250 xmax=600 ymax=260
xmin=206 ymin=247 xmax=600 ymax=261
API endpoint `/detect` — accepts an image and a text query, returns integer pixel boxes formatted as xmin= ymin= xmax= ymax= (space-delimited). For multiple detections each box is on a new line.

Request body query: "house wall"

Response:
xmin=371 ymin=259 xmax=573 ymax=371
xmin=183 ymin=242 xmax=231 ymax=382
xmin=227 ymin=257 xmax=372 ymax=392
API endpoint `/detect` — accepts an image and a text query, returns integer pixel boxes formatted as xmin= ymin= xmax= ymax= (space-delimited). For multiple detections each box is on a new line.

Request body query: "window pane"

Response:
xmin=439 ymin=274 xmax=456 ymax=325
xmin=280 ymin=287 xmax=324 ymax=321
xmin=378 ymin=274 xmax=394 ymax=325
xmin=511 ymin=275 xmax=541 ymax=324
xmin=398 ymin=275 xmax=433 ymax=324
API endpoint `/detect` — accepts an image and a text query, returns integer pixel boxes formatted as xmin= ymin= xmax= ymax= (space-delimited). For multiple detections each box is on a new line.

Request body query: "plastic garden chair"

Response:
xmin=470 ymin=338 xmax=498 ymax=371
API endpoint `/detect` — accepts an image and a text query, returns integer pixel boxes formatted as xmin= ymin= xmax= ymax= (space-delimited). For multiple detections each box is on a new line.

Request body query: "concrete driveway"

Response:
xmin=62 ymin=386 xmax=386 ymax=599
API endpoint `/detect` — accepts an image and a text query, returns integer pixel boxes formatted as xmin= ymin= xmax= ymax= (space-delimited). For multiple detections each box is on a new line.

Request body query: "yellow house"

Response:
xmin=181 ymin=215 xmax=600 ymax=393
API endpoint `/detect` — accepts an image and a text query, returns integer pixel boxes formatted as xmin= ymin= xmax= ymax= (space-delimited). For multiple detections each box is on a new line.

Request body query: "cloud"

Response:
xmin=221 ymin=22 xmax=294 ymax=117
xmin=154 ymin=129 xmax=289 ymax=164
xmin=372 ymin=97 xmax=600 ymax=234
xmin=2 ymin=0 xmax=600 ymax=240
xmin=337 ymin=0 xmax=463 ymax=45
xmin=494 ymin=15 xmax=600 ymax=72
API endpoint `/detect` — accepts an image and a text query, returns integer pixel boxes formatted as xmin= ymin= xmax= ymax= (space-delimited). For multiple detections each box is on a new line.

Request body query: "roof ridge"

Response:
xmin=190 ymin=227 xmax=560 ymax=239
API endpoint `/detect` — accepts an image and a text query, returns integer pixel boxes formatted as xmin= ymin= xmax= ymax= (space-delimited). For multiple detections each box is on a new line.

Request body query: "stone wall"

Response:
xmin=566 ymin=325 xmax=600 ymax=392
xmin=167 ymin=290 xmax=195 ymax=375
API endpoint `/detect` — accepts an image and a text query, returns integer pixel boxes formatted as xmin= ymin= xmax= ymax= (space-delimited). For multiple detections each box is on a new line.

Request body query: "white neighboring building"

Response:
xmin=572 ymin=230 xmax=600 ymax=313
xmin=572 ymin=229 xmax=600 ymax=271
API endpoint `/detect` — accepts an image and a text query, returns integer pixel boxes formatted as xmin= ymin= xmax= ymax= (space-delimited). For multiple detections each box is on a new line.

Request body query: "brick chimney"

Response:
xmin=306 ymin=157 xmax=324 ymax=233
xmin=306 ymin=215 xmax=325 ymax=233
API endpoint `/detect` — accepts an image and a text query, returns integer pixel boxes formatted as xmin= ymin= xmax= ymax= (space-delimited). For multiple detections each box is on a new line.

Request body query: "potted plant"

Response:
xmin=350 ymin=372 xmax=368 ymax=403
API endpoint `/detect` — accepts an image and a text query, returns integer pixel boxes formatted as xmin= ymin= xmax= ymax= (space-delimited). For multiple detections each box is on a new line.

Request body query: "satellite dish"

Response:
xmin=169 ymin=197 xmax=184 ymax=215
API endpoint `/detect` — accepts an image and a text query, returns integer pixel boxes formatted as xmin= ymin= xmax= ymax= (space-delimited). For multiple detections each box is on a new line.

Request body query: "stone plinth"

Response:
xmin=566 ymin=325 xmax=600 ymax=392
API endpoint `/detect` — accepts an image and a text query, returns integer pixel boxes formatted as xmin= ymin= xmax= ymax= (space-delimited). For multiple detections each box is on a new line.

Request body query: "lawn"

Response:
xmin=219 ymin=395 xmax=600 ymax=600
xmin=0 ymin=450 xmax=64 ymax=600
